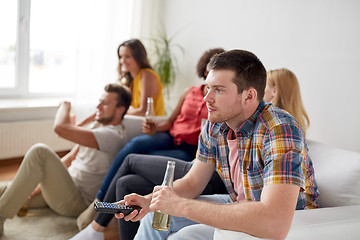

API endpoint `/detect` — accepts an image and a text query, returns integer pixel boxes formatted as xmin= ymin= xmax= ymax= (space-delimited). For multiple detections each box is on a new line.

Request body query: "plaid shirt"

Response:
xmin=197 ymin=100 xmax=320 ymax=209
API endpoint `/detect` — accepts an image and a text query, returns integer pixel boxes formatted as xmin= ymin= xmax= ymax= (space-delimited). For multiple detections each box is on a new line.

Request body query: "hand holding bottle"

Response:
xmin=142 ymin=118 xmax=157 ymax=135
xmin=152 ymin=161 xmax=176 ymax=231
xmin=150 ymin=185 xmax=184 ymax=217
xmin=28 ymin=184 xmax=42 ymax=200
xmin=144 ymin=97 xmax=156 ymax=135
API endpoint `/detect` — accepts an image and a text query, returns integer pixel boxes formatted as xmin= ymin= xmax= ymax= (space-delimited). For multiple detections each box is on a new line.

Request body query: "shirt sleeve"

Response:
xmin=91 ymin=125 xmax=126 ymax=157
xmin=262 ymin=123 xmax=306 ymax=190
xmin=196 ymin=121 xmax=216 ymax=164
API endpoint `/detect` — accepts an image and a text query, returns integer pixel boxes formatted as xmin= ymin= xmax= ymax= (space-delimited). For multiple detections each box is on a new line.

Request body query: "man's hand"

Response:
xmin=53 ymin=101 xmax=99 ymax=149
xmin=149 ymin=186 xmax=185 ymax=217
xmin=114 ymin=193 xmax=151 ymax=222
xmin=28 ymin=184 xmax=41 ymax=200
xmin=60 ymin=101 xmax=71 ymax=108
xmin=54 ymin=101 xmax=72 ymax=131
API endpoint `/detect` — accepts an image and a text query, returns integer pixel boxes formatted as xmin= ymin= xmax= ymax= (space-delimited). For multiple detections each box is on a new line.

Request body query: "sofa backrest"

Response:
xmin=307 ymin=140 xmax=360 ymax=207
xmin=122 ymin=115 xmax=168 ymax=142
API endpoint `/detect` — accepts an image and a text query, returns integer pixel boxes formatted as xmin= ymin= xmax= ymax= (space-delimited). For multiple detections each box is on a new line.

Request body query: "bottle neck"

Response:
xmin=162 ymin=162 xmax=175 ymax=188
xmin=146 ymin=97 xmax=155 ymax=118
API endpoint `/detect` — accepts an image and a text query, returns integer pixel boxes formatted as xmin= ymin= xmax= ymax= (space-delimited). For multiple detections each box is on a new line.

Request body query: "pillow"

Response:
xmin=307 ymin=140 xmax=360 ymax=207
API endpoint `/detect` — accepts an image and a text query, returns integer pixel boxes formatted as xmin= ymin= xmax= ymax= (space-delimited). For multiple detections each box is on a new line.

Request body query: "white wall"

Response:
xmin=147 ymin=0 xmax=360 ymax=152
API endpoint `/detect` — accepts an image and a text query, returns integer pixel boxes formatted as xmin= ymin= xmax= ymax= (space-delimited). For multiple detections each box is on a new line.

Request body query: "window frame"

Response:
xmin=1 ymin=0 xmax=78 ymax=99
xmin=1 ymin=0 xmax=140 ymax=104
xmin=0 ymin=0 xmax=29 ymax=98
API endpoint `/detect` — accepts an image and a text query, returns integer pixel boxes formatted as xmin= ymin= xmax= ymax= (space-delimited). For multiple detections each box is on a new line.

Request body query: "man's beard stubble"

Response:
xmin=97 ymin=116 xmax=114 ymax=125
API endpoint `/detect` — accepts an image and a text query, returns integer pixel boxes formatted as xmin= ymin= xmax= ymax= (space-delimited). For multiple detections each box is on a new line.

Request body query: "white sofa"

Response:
xmin=214 ymin=140 xmax=360 ymax=240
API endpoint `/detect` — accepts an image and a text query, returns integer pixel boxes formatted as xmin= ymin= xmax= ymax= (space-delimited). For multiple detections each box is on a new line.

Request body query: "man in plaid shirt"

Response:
xmin=117 ymin=49 xmax=320 ymax=240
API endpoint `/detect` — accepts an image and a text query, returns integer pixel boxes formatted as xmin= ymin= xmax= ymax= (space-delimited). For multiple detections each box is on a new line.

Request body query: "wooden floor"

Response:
xmin=0 ymin=157 xmax=23 ymax=181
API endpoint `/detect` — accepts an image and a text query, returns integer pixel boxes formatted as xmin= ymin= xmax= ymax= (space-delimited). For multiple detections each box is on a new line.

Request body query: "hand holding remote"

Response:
xmin=94 ymin=202 xmax=141 ymax=215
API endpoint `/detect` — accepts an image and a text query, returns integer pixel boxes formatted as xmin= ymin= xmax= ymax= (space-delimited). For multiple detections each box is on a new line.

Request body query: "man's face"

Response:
xmin=204 ymin=69 xmax=245 ymax=127
xmin=95 ymin=92 xmax=119 ymax=124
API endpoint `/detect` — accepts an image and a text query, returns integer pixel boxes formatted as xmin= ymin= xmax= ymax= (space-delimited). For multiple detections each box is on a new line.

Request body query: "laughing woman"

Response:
xmin=118 ymin=39 xmax=164 ymax=116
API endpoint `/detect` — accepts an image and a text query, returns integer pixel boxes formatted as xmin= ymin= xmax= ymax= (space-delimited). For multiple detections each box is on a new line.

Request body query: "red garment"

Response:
xmin=169 ymin=85 xmax=208 ymax=146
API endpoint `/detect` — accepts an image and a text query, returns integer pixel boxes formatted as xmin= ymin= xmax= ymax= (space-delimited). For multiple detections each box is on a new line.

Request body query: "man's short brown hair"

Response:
xmin=208 ymin=49 xmax=266 ymax=101
xmin=104 ymin=83 xmax=132 ymax=117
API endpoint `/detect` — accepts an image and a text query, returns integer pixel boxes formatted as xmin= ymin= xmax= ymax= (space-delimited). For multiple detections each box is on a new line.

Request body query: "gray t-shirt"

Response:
xmin=67 ymin=123 xmax=126 ymax=204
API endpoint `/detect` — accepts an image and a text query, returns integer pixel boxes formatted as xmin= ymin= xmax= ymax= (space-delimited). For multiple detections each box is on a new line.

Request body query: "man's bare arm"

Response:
xmin=53 ymin=101 xmax=98 ymax=149
xmin=173 ymin=159 xmax=216 ymax=199
xmin=76 ymin=110 xmax=96 ymax=127
xmin=118 ymin=159 xmax=215 ymax=222
xmin=152 ymin=183 xmax=299 ymax=240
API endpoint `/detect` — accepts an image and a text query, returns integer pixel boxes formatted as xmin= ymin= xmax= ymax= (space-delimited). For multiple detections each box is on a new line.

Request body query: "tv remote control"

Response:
xmin=94 ymin=202 xmax=141 ymax=215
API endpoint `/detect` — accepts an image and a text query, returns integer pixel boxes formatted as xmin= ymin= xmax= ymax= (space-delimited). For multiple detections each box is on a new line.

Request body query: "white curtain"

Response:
xmin=73 ymin=0 xmax=137 ymax=119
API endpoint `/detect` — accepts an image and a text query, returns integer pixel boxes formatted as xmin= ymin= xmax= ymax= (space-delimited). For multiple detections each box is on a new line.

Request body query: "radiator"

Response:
xmin=0 ymin=120 xmax=74 ymax=160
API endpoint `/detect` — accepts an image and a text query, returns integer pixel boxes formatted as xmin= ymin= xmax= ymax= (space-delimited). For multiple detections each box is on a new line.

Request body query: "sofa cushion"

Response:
xmin=307 ymin=140 xmax=360 ymax=207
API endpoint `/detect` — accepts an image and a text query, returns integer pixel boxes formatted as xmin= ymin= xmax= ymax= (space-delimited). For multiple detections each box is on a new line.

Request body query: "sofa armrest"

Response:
xmin=214 ymin=205 xmax=360 ymax=240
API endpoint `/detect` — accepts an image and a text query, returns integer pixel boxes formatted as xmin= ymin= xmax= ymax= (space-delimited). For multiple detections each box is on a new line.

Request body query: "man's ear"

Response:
xmin=117 ymin=105 xmax=126 ymax=118
xmin=243 ymin=88 xmax=257 ymax=103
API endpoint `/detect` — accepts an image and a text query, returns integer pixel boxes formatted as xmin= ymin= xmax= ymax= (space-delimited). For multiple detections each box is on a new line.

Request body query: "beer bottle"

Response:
xmin=152 ymin=160 xmax=176 ymax=231
xmin=145 ymin=97 xmax=155 ymax=122
xmin=145 ymin=97 xmax=156 ymax=135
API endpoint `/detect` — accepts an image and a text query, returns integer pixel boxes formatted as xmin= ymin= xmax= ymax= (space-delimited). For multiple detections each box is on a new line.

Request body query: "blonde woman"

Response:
xmin=264 ymin=68 xmax=310 ymax=135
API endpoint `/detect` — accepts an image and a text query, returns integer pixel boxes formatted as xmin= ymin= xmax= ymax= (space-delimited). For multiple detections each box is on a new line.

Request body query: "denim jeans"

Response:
xmin=96 ymin=132 xmax=197 ymax=200
xmin=134 ymin=194 xmax=233 ymax=240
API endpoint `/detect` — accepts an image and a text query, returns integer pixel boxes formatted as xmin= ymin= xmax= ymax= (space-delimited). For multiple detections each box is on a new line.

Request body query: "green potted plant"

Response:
xmin=149 ymin=31 xmax=184 ymax=96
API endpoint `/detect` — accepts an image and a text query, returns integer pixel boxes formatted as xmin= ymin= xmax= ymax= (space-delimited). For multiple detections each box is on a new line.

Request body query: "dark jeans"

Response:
xmin=94 ymin=154 xmax=227 ymax=240
xmin=96 ymin=132 xmax=197 ymax=201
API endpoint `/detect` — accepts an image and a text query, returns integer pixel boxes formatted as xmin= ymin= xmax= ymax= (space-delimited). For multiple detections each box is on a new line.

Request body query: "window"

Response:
xmin=28 ymin=0 xmax=82 ymax=95
xmin=0 ymin=0 xmax=135 ymax=101
xmin=0 ymin=0 xmax=17 ymax=89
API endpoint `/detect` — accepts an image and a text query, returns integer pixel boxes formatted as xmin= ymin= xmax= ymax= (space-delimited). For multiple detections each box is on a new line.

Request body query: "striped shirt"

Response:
xmin=197 ymin=100 xmax=320 ymax=209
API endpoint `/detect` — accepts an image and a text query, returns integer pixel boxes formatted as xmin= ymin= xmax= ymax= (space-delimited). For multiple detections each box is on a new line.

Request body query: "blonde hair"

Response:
xmin=267 ymin=68 xmax=310 ymax=135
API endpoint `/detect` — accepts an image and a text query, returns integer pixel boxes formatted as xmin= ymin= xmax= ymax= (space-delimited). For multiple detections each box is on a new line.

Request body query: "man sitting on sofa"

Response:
xmin=116 ymin=50 xmax=320 ymax=240
xmin=0 ymin=83 xmax=131 ymax=237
